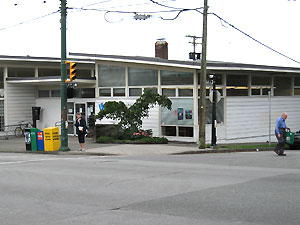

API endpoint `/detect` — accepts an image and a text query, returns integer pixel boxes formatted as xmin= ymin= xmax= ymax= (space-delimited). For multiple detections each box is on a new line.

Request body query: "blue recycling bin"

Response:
xmin=37 ymin=131 xmax=44 ymax=151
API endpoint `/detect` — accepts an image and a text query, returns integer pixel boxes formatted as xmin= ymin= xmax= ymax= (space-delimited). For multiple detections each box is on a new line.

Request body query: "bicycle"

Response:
xmin=14 ymin=121 xmax=31 ymax=138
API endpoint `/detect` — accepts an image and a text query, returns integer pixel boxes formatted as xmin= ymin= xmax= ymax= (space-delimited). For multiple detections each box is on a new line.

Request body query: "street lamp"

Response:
xmin=209 ymin=74 xmax=217 ymax=147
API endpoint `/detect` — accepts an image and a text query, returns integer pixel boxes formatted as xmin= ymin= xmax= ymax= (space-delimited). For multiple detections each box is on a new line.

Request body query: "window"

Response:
xmin=274 ymin=77 xmax=291 ymax=96
xmin=98 ymin=65 xmax=125 ymax=87
xmin=38 ymin=90 xmax=50 ymax=97
xmin=251 ymin=75 xmax=271 ymax=96
xmin=294 ymin=77 xmax=300 ymax=86
xmin=162 ymin=88 xmax=176 ymax=97
xmin=113 ymin=88 xmax=125 ymax=97
xmin=128 ymin=67 xmax=158 ymax=86
xmin=226 ymin=75 xmax=248 ymax=96
xmin=161 ymin=70 xmax=193 ymax=85
xmin=129 ymin=88 xmax=142 ymax=96
xmin=178 ymin=88 xmax=193 ymax=97
xmin=38 ymin=68 xmax=60 ymax=77
xmin=295 ymin=77 xmax=300 ymax=95
xmin=51 ymin=90 xmax=60 ymax=97
xmin=99 ymin=88 xmax=111 ymax=97
xmin=75 ymin=88 xmax=95 ymax=98
xmin=162 ymin=126 xmax=176 ymax=136
xmin=251 ymin=76 xmax=271 ymax=85
xmin=8 ymin=67 xmax=34 ymax=77
xmin=0 ymin=67 xmax=3 ymax=89
xmin=294 ymin=88 xmax=300 ymax=95
xmin=179 ymin=127 xmax=193 ymax=137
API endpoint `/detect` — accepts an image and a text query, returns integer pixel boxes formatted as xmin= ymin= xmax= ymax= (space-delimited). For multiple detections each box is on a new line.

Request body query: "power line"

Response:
xmin=148 ymin=0 xmax=181 ymax=10
xmin=0 ymin=10 xmax=60 ymax=31
xmin=208 ymin=12 xmax=300 ymax=65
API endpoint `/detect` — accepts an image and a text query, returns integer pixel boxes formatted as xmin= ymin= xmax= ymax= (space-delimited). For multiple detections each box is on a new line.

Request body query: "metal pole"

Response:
xmin=268 ymin=90 xmax=271 ymax=146
xmin=199 ymin=0 xmax=208 ymax=149
xmin=59 ymin=0 xmax=70 ymax=151
xmin=211 ymin=76 xmax=217 ymax=147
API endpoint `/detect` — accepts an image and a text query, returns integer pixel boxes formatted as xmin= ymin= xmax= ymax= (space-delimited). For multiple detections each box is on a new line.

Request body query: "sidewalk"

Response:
xmin=0 ymin=136 xmax=272 ymax=156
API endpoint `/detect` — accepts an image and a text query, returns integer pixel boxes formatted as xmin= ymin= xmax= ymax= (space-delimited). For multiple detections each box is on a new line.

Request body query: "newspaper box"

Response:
xmin=37 ymin=131 xmax=45 ymax=151
xmin=44 ymin=127 xmax=60 ymax=151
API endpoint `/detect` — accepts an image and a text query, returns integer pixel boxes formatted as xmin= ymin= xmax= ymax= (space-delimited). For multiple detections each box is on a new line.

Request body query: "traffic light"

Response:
xmin=69 ymin=62 xmax=77 ymax=81
xmin=65 ymin=61 xmax=77 ymax=82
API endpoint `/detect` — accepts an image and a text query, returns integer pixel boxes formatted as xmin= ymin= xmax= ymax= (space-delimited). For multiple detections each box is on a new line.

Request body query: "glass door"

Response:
xmin=67 ymin=102 xmax=74 ymax=135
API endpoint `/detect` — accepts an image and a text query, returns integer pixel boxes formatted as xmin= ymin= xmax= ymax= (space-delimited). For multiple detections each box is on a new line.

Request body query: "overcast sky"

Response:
xmin=0 ymin=0 xmax=299 ymax=68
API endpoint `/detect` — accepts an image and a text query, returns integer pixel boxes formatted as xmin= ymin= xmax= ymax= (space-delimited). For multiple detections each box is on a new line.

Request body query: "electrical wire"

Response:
xmin=148 ymin=0 xmax=181 ymax=10
xmin=0 ymin=10 xmax=60 ymax=31
xmin=208 ymin=12 xmax=300 ymax=65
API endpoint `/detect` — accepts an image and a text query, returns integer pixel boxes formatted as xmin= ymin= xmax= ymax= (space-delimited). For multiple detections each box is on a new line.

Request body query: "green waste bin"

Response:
xmin=286 ymin=131 xmax=295 ymax=145
xmin=30 ymin=128 xmax=39 ymax=151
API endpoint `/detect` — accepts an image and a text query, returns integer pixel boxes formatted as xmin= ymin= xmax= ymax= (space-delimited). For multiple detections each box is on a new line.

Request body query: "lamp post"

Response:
xmin=209 ymin=74 xmax=217 ymax=147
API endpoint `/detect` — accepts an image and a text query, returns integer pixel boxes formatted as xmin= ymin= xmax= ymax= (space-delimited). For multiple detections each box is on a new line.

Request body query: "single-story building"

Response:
xmin=1 ymin=50 xmax=300 ymax=143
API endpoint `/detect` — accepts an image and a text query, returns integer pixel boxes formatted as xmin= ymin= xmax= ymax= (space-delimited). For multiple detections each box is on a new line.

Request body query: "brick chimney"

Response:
xmin=155 ymin=39 xmax=168 ymax=59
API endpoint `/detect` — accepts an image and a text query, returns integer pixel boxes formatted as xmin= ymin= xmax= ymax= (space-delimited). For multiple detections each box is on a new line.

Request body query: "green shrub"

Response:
xmin=96 ymin=136 xmax=168 ymax=144
xmin=96 ymin=136 xmax=117 ymax=143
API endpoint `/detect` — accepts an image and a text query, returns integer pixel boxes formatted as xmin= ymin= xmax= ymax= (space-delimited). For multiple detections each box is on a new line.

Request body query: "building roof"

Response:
xmin=1 ymin=53 xmax=300 ymax=74
xmin=69 ymin=52 xmax=300 ymax=74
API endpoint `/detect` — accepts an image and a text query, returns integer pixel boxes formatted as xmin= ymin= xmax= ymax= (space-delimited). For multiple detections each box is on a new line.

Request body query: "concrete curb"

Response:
xmin=0 ymin=147 xmax=274 ymax=156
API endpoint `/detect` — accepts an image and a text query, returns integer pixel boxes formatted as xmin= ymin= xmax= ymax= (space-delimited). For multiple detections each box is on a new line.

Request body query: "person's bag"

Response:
xmin=79 ymin=126 xmax=83 ymax=131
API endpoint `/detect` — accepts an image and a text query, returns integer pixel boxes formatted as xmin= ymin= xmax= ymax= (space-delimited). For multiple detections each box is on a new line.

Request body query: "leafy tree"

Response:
xmin=96 ymin=89 xmax=172 ymax=138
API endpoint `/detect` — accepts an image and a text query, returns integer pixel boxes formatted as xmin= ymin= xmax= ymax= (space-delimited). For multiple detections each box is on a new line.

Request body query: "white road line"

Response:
xmin=0 ymin=155 xmax=108 ymax=165
xmin=0 ymin=158 xmax=57 ymax=165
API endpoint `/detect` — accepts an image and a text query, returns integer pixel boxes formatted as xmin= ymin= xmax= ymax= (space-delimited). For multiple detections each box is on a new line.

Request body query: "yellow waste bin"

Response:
xmin=43 ymin=127 xmax=60 ymax=151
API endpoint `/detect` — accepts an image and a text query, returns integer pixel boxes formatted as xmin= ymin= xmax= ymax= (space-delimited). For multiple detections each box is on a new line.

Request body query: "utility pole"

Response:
xmin=186 ymin=35 xmax=201 ymax=60
xmin=59 ymin=0 xmax=70 ymax=151
xmin=199 ymin=0 xmax=208 ymax=149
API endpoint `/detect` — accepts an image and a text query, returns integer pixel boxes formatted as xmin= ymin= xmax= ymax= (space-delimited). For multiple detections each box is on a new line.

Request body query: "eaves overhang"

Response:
xmin=6 ymin=76 xmax=96 ymax=85
xmin=70 ymin=52 xmax=300 ymax=74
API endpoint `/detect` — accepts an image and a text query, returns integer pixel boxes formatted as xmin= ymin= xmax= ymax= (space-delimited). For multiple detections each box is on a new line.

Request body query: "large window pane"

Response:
xmin=98 ymin=65 xmax=125 ymax=87
xmin=295 ymin=77 xmax=300 ymax=86
xmin=251 ymin=76 xmax=271 ymax=85
xmin=227 ymin=75 xmax=248 ymax=86
xmin=8 ymin=67 xmax=34 ymax=77
xmin=274 ymin=77 xmax=291 ymax=96
xmin=161 ymin=99 xmax=194 ymax=126
xmin=161 ymin=70 xmax=193 ymax=85
xmin=128 ymin=67 xmax=158 ymax=86
xmin=38 ymin=68 xmax=61 ymax=77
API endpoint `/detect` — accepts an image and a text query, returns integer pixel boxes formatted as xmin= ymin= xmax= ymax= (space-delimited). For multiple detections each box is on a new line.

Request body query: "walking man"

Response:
xmin=274 ymin=112 xmax=288 ymax=156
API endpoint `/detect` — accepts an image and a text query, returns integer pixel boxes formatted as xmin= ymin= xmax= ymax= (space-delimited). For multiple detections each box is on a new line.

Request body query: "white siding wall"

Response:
xmin=36 ymin=98 xmax=60 ymax=130
xmin=6 ymin=84 xmax=37 ymax=125
xmin=223 ymin=96 xmax=300 ymax=143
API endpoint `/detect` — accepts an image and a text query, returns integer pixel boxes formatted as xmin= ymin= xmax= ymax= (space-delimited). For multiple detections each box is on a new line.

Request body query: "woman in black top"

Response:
xmin=75 ymin=112 xmax=87 ymax=151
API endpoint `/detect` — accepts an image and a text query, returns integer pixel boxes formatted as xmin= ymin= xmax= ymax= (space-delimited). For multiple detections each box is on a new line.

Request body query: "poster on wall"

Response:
xmin=178 ymin=108 xmax=183 ymax=120
xmin=185 ymin=110 xmax=192 ymax=119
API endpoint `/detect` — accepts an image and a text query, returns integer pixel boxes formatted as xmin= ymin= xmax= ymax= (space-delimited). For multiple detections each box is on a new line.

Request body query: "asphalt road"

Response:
xmin=1 ymin=151 xmax=300 ymax=225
